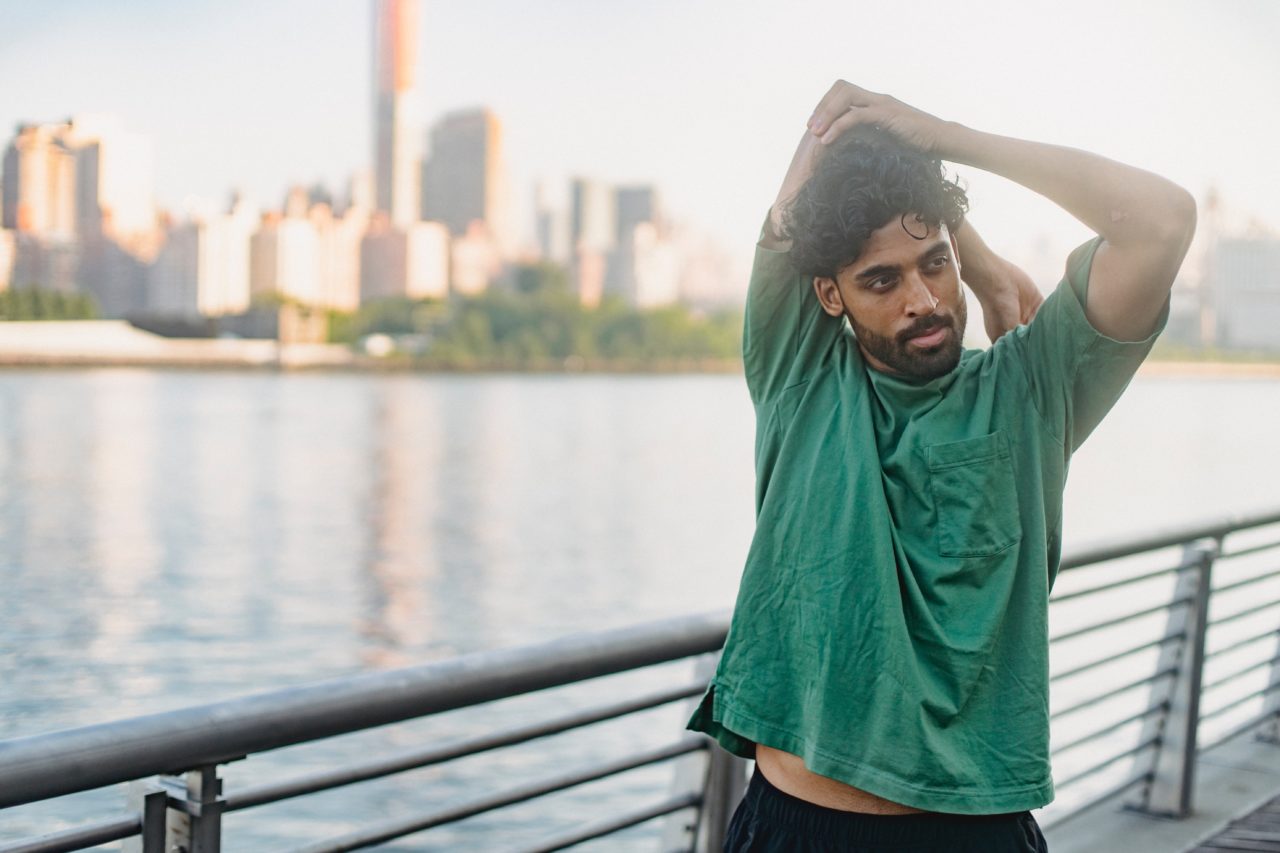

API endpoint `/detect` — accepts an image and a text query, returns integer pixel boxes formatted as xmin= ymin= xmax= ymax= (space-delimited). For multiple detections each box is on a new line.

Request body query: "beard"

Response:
xmin=850 ymin=297 xmax=967 ymax=381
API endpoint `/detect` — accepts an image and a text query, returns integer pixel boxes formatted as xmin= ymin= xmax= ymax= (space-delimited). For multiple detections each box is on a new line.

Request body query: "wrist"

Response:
xmin=962 ymin=262 xmax=1004 ymax=301
xmin=951 ymin=219 xmax=999 ymax=295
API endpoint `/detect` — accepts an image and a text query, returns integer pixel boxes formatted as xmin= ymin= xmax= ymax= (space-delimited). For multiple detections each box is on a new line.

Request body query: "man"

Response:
xmin=685 ymin=81 xmax=1196 ymax=851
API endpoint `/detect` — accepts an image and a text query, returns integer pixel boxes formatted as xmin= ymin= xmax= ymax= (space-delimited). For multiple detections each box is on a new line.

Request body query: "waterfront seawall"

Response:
xmin=0 ymin=321 xmax=354 ymax=368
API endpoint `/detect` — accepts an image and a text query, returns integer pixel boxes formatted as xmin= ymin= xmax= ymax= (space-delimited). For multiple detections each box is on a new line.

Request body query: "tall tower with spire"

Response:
xmin=373 ymin=0 xmax=420 ymax=228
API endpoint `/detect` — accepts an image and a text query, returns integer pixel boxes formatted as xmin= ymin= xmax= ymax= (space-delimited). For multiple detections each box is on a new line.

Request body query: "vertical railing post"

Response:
xmin=663 ymin=650 xmax=750 ymax=852
xmin=163 ymin=765 xmax=225 ymax=853
xmin=1257 ymin=624 xmax=1280 ymax=745
xmin=1127 ymin=538 xmax=1217 ymax=818
xmin=663 ymin=652 xmax=717 ymax=852
xmin=698 ymin=737 xmax=749 ymax=851
xmin=124 ymin=781 xmax=168 ymax=853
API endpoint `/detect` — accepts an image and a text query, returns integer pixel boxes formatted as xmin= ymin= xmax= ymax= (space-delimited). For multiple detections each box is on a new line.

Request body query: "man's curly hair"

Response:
xmin=781 ymin=126 xmax=970 ymax=279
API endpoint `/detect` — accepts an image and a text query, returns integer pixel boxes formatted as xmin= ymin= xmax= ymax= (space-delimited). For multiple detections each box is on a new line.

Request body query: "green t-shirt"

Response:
xmin=685 ymin=213 xmax=1170 ymax=814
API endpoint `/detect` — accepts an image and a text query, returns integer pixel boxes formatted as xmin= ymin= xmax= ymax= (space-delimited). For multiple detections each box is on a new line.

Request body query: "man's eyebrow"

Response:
xmin=853 ymin=240 xmax=952 ymax=282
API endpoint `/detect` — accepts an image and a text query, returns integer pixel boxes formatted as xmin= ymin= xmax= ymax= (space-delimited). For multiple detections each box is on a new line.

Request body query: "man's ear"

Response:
xmin=813 ymin=276 xmax=846 ymax=318
xmin=948 ymin=229 xmax=962 ymax=275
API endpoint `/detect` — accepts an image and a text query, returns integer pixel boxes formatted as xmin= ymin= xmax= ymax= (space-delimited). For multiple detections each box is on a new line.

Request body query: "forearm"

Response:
xmin=951 ymin=218 xmax=999 ymax=295
xmin=953 ymin=217 xmax=1044 ymax=341
xmin=940 ymin=122 xmax=1193 ymax=340
xmin=763 ymin=131 xmax=825 ymax=251
xmin=938 ymin=124 xmax=1196 ymax=249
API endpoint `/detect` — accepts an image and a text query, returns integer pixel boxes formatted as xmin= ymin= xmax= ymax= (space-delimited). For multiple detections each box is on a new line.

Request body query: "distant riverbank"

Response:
xmin=0 ymin=320 xmax=742 ymax=372
xmin=1140 ymin=359 xmax=1280 ymax=378
xmin=1 ymin=320 xmax=1276 ymax=376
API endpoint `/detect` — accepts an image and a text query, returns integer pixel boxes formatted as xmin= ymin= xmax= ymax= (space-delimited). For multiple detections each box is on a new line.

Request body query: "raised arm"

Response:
xmin=742 ymin=129 xmax=846 ymax=406
xmin=763 ymin=131 xmax=825 ymax=250
xmin=806 ymin=81 xmax=1197 ymax=342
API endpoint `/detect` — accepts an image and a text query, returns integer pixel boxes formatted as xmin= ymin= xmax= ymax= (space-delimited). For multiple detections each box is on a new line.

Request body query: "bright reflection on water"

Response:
xmin=0 ymin=369 xmax=1277 ymax=847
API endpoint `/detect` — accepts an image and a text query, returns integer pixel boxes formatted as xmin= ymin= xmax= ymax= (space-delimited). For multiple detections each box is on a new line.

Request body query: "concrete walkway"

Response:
xmin=1045 ymin=724 xmax=1280 ymax=853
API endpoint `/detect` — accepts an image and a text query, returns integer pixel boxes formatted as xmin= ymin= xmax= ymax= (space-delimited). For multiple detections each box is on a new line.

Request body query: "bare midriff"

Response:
xmin=754 ymin=743 xmax=933 ymax=815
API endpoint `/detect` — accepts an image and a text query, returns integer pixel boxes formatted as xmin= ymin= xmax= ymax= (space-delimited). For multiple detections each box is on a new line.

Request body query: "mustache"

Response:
xmin=897 ymin=315 xmax=952 ymax=345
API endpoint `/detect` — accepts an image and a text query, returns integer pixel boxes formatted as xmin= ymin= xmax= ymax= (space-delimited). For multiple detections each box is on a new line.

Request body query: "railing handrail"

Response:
xmin=1058 ymin=507 xmax=1280 ymax=570
xmin=0 ymin=611 xmax=729 ymax=809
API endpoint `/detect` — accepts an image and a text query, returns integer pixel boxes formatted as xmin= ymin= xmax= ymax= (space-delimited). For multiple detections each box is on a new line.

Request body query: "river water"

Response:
xmin=1 ymin=369 xmax=1277 ymax=848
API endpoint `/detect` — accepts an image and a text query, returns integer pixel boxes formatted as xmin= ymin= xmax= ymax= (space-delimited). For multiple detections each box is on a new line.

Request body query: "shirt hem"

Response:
xmin=688 ymin=679 xmax=1055 ymax=815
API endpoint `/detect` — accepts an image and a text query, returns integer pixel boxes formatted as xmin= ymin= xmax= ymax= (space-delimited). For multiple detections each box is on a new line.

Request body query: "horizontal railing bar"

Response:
xmin=1059 ymin=509 xmax=1280 ymax=571
xmin=0 ymin=816 xmax=139 ymax=853
xmin=1049 ymin=597 xmax=1196 ymax=644
xmin=1207 ymin=627 xmax=1280 ymax=660
xmin=1209 ymin=598 xmax=1280 ymax=629
xmin=1212 ymin=567 xmax=1280 ymax=596
xmin=1051 ymin=699 xmax=1169 ymax=755
xmin=227 ymin=680 xmax=707 ymax=811
xmin=1050 ymin=666 xmax=1180 ymax=721
xmin=1198 ymin=679 xmax=1280 ymax=723
xmin=1201 ymin=655 xmax=1280 ymax=693
xmin=517 ymin=791 xmax=702 ymax=853
xmin=0 ymin=610 xmax=731 ymax=809
xmin=1050 ymin=563 xmax=1190 ymax=604
xmin=1050 ymin=632 xmax=1185 ymax=684
xmin=1039 ymin=767 xmax=1152 ymax=831
xmin=1053 ymin=735 xmax=1161 ymax=790
xmin=1208 ymin=625 xmax=1280 ymax=655
xmin=1197 ymin=709 xmax=1280 ymax=753
xmin=1219 ymin=539 xmax=1280 ymax=560
xmin=289 ymin=735 xmax=707 ymax=853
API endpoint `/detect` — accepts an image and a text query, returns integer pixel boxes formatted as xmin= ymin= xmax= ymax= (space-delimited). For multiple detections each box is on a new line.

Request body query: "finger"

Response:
xmin=818 ymin=105 xmax=879 ymax=145
xmin=808 ymin=81 xmax=878 ymax=135
xmin=807 ymin=80 xmax=848 ymax=132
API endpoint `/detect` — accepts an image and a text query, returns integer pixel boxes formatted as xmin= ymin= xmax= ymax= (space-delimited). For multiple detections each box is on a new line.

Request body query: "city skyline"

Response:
xmin=3 ymin=1 xmax=1278 ymax=293
xmin=1 ymin=0 xmax=739 ymax=320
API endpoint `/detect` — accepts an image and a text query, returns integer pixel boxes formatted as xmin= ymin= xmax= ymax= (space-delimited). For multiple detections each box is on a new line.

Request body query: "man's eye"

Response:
xmin=870 ymin=277 xmax=894 ymax=289
xmin=929 ymin=255 xmax=949 ymax=268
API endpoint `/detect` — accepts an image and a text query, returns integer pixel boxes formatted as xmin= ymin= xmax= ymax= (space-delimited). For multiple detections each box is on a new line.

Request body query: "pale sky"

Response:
xmin=2 ymin=0 xmax=1277 ymax=291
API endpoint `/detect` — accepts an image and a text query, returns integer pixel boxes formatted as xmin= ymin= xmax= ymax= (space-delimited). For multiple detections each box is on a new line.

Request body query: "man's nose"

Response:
xmin=903 ymin=272 xmax=940 ymax=317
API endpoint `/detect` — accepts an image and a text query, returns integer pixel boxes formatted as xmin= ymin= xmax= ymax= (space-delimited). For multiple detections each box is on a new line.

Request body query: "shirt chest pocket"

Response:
xmin=925 ymin=430 xmax=1021 ymax=558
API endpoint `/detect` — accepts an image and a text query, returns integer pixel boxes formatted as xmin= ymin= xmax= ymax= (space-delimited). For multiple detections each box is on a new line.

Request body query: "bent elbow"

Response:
xmin=1157 ymin=187 xmax=1198 ymax=253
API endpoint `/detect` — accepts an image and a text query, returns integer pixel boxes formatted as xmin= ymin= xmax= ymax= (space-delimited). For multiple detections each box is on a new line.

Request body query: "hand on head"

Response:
xmin=805 ymin=81 xmax=951 ymax=156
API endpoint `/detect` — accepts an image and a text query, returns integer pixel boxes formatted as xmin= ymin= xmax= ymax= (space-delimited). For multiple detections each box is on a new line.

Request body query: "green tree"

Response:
xmin=0 ymin=287 xmax=99 ymax=321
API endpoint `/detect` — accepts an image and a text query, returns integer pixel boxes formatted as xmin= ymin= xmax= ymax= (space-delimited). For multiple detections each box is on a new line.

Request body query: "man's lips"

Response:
xmin=905 ymin=325 xmax=949 ymax=347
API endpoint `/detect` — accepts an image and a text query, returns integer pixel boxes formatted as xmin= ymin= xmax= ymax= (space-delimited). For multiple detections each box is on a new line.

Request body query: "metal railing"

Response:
xmin=1 ymin=509 xmax=1279 ymax=851
xmin=1041 ymin=509 xmax=1280 ymax=822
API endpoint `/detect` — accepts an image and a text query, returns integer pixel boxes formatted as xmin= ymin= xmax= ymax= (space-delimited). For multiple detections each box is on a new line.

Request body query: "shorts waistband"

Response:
xmin=743 ymin=764 xmax=1031 ymax=845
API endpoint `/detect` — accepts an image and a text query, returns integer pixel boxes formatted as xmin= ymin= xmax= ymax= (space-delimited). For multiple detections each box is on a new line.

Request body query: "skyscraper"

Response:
xmin=149 ymin=195 xmax=257 ymax=319
xmin=533 ymin=180 xmax=568 ymax=265
xmin=569 ymin=178 xmax=615 ymax=255
xmin=615 ymin=185 xmax=659 ymax=246
xmin=421 ymin=107 xmax=510 ymax=253
xmin=67 ymin=115 xmax=157 ymax=316
xmin=66 ymin=114 xmax=155 ymax=242
xmin=2 ymin=122 xmax=81 ymax=294
xmin=2 ymin=122 xmax=77 ymax=239
xmin=373 ymin=0 xmax=420 ymax=228
xmin=1211 ymin=236 xmax=1280 ymax=352
xmin=2 ymin=116 xmax=154 ymax=243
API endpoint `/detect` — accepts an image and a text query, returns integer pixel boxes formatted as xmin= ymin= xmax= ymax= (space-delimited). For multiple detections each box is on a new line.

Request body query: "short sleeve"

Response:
xmin=742 ymin=211 xmax=843 ymax=406
xmin=1005 ymin=235 xmax=1170 ymax=453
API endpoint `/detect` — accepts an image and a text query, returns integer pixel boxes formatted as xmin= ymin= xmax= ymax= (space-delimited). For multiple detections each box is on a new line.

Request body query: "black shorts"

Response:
xmin=723 ymin=765 xmax=1050 ymax=852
